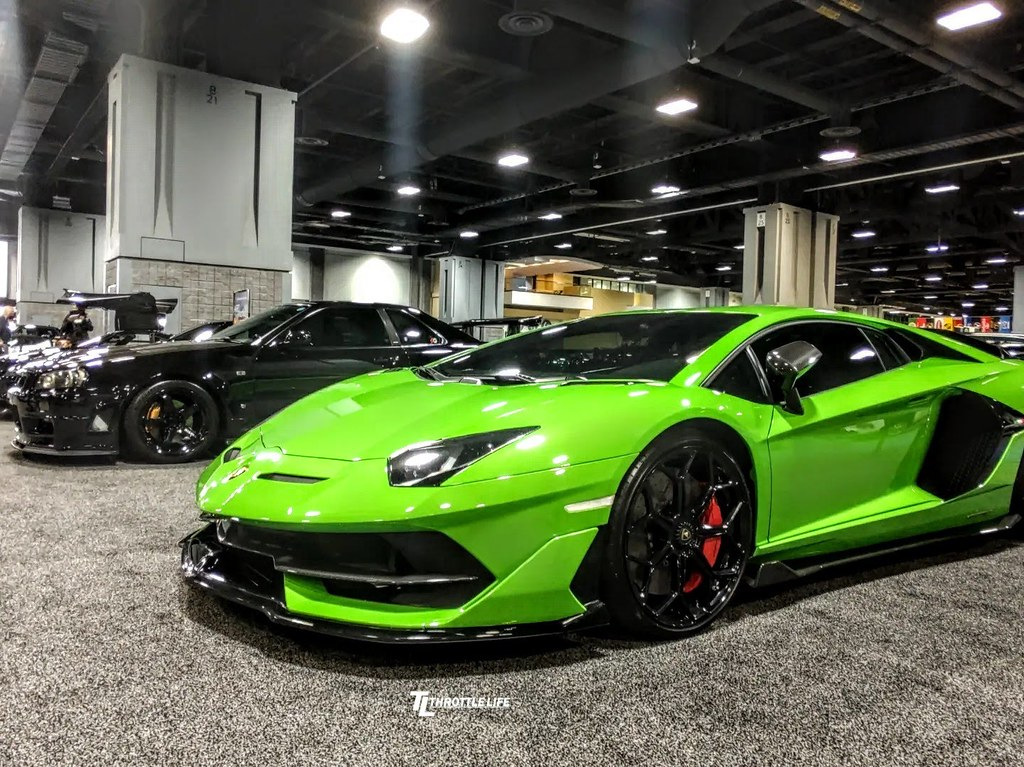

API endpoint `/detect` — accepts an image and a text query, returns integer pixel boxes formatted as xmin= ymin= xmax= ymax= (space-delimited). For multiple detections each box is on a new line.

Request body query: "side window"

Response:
xmin=386 ymin=309 xmax=443 ymax=345
xmin=751 ymin=322 xmax=885 ymax=399
xmin=712 ymin=349 xmax=769 ymax=403
xmin=863 ymin=328 xmax=909 ymax=370
xmin=293 ymin=307 xmax=390 ymax=347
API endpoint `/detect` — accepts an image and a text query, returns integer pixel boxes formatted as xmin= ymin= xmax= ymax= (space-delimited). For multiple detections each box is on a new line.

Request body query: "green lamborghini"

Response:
xmin=181 ymin=306 xmax=1024 ymax=642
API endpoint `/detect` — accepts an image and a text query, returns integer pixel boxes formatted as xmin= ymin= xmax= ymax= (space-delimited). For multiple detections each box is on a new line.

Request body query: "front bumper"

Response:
xmin=180 ymin=523 xmax=608 ymax=643
xmin=9 ymin=384 xmax=120 ymax=456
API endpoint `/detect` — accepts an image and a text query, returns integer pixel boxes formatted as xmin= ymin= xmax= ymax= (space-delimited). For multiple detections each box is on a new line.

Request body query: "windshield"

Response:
xmin=210 ymin=305 xmax=313 ymax=343
xmin=433 ymin=311 xmax=754 ymax=382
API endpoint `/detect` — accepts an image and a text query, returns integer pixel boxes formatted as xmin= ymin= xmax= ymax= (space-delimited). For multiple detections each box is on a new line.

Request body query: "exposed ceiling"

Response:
xmin=2 ymin=0 xmax=1023 ymax=315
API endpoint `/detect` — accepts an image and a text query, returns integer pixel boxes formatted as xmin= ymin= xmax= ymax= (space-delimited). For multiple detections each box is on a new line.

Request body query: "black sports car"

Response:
xmin=8 ymin=302 xmax=477 ymax=462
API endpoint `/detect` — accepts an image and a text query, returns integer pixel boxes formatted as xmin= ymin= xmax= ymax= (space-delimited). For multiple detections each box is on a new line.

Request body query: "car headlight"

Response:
xmin=387 ymin=427 xmax=537 ymax=487
xmin=36 ymin=367 xmax=88 ymax=390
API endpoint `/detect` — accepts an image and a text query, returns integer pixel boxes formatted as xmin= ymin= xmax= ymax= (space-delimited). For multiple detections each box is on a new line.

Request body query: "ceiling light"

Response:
xmin=459 ymin=230 xmax=479 ymax=239
xmin=1013 ymin=208 xmax=1024 ymax=217
xmin=716 ymin=265 xmax=733 ymax=272
xmin=616 ymin=275 xmax=631 ymax=281
xmin=331 ymin=209 xmax=352 ymax=219
xmin=972 ymin=283 xmax=989 ymax=289
xmin=925 ymin=183 xmax=960 ymax=194
xmin=554 ymin=242 xmax=572 ymax=249
xmin=387 ymin=245 xmax=404 ymax=252
xmin=925 ymin=275 xmax=943 ymax=282
xmin=986 ymin=256 xmax=1008 ymax=264
xmin=962 ymin=302 xmax=976 ymax=308
xmin=733 ymin=244 xmax=745 ymax=250
xmin=819 ymin=147 xmax=858 ymax=163
xmin=651 ymin=184 xmax=681 ymax=195
xmin=397 ymin=185 xmax=420 ymax=196
xmin=924 ymin=295 xmax=938 ymax=299
xmin=996 ymin=306 xmax=1010 ymax=312
xmin=923 ymin=306 xmax=933 ymax=311
xmin=882 ymin=290 xmax=897 ymax=294
xmin=497 ymin=152 xmax=529 ymax=168
xmin=380 ymin=7 xmax=430 ymax=43
xmin=656 ymin=97 xmax=698 ymax=116
xmin=641 ymin=255 xmax=659 ymax=262
xmin=852 ymin=230 xmax=876 ymax=239
xmin=870 ymin=266 xmax=889 ymax=273
xmin=538 ymin=212 xmax=562 ymax=221
xmin=937 ymin=3 xmax=1002 ymax=31
xmin=646 ymin=229 xmax=667 ymax=236
xmin=926 ymin=244 xmax=950 ymax=253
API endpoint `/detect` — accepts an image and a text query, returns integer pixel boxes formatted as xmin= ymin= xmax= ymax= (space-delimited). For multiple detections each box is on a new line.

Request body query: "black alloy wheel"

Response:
xmin=602 ymin=426 xmax=753 ymax=638
xmin=122 ymin=380 xmax=220 ymax=464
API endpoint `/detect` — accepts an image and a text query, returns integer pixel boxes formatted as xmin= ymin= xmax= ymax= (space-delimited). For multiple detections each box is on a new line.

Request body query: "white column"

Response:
xmin=437 ymin=256 xmax=504 ymax=322
xmin=741 ymin=203 xmax=838 ymax=308
xmin=1013 ymin=266 xmax=1024 ymax=333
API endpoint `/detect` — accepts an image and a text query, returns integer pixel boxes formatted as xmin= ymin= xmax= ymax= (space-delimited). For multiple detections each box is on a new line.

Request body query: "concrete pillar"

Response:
xmin=700 ymin=287 xmax=731 ymax=307
xmin=15 ymin=207 xmax=106 ymax=328
xmin=105 ymin=55 xmax=295 ymax=330
xmin=1013 ymin=266 xmax=1024 ymax=333
xmin=742 ymin=203 xmax=838 ymax=308
xmin=858 ymin=306 xmax=885 ymax=319
xmin=437 ymin=256 xmax=504 ymax=323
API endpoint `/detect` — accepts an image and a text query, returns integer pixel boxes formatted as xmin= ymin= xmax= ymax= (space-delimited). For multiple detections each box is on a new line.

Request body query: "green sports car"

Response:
xmin=181 ymin=306 xmax=1024 ymax=642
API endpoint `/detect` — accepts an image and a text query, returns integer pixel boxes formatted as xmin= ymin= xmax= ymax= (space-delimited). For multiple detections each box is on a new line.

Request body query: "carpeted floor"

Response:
xmin=1 ymin=420 xmax=1023 ymax=766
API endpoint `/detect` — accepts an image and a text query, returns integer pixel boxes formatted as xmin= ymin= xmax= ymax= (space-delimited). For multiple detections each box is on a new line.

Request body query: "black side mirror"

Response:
xmin=766 ymin=340 xmax=821 ymax=415
xmin=281 ymin=328 xmax=314 ymax=347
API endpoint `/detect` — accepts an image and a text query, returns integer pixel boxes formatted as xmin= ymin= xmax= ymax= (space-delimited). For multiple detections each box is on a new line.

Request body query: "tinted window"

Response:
xmin=294 ymin=307 xmax=390 ymax=346
xmin=752 ymin=322 xmax=884 ymax=399
xmin=387 ymin=309 xmax=443 ymax=345
xmin=434 ymin=312 xmax=754 ymax=382
xmin=863 ymin=328 xmax=909 ymax=370
xmin=212 ymin=305 xmax=312 ymax=343
xmin=712 ymin=349 xmax=768 ymax=403
xmin=890 ymin=329 xmax=978 ymax=363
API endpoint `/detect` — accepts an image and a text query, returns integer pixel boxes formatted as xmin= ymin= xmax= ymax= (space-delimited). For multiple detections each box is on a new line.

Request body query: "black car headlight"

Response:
xmin=387 ymin=427 xmax=538 ymax=487
xmin=35 ymin=367 xmax=88 ymax=390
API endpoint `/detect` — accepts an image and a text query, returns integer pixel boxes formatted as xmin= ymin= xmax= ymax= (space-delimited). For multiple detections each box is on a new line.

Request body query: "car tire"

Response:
xmin=122 ymin=380 xmax=220 ymax=464
xmin=600 ymin=423 xmax=754 ymax=639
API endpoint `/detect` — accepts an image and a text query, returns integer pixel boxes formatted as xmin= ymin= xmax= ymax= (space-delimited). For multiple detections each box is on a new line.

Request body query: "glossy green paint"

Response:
xmin=194 ymin=306 xmax=1024 ymax=632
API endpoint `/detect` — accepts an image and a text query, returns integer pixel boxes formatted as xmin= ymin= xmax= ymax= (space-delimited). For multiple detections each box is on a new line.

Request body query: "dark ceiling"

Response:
xmin=2 ymin=0 xmax=1024 ymax=315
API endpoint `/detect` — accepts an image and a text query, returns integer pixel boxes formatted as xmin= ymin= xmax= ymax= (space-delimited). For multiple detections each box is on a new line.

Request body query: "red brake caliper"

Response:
xmin=682 ymin=494 xmax=723 ymax=593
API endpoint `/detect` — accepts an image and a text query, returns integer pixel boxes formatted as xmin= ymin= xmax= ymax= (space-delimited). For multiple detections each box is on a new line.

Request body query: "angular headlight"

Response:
xmin=387 ymin=427 xmax=537 ymax=487
xmin=36 ymin=367 xmax=89 ymax=390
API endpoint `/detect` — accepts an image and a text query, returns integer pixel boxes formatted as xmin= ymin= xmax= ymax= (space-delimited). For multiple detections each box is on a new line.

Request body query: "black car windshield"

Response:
xmin=210 ymin=305 xmax=313 ymax=343
xmin=433 ymin=312 xmax=754 ymax=382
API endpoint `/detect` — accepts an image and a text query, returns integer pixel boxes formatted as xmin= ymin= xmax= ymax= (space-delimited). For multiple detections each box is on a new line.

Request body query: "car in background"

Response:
xmin=9 ymin=302 xmax=477 ymax=463
xmin=182 ymin=306 xmax=1024 ymax=642
xmin=971 ymin=332 xmax=1024 ymax=358
xmin=7 ymin=325 xmax=61 ymax=352
xmin=452 ymin=315 xmax=549 ymax=342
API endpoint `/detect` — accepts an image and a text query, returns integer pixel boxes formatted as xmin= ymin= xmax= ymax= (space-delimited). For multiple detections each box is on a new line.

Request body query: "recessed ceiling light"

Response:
xmin=651 ymin=184 xmax=681 ymax=195
xmin=387 ymin=245 xmax=404 ymax=252
xmin=656 ymin=97 xmax=698 ymax=116
xmin=925 ymin=183 xmax=960 ymax=194
xmin=986 ymin=256 xmax=1008 ymax=264
xmin=716 ymin=265 xmax=733 ymax=272
xmin=616 ymin=275 xmax=631 ymax=281
xmin=331 ymin=209 xmax=352 ymax=219
xmin=925 ymin=275 xmax=943 ymax=282
xmin=641 ymin=255 xmax=659 ymax=262
xmin=397 ymin=185 xmax=420 ymax=196
xmin=1013 ymin=208 xmax=1024 ymax=217
xmin=996 ymin=306 xmax=1010 ymax=312
xmin=646 ymin=229 xmax=667 ymax=236
xmin=882 ymin=290 xmax=897 ymax=294
xmin=926 ymin=244 xmax=950 ymax=253
xmin=733 ymin=244 xmax=745 ymax=250
xmin=962 ymin=301 xmax=976 ymax=308
xmin=459 ymin=230 xmax=479 ymax=239
xmin=937 ymin=2 xmax=1002 ymax=31
xmin=870 ymin=266 xmax=889 ymax=273
xmin=497 ymin=152 xmax=529 ymax=167
xmin=554 ymin=242 xmax=572 ymax=249
xmin=852 ymin=230 xmax=876 ymax=239
xmin=972 ymin=283 xmax=990 ymax=289
xmin=538 ymin=212 xmax=562 ymax=221
xmin=380 ymin=7 xmax=430 ymax=43
xmin=819 ymin=147 xmax=858 ymax=163
xmin=924 ymin=295 xmax=938 ymax=299
xmin=923 ymin=306 xmax=933 ymax=310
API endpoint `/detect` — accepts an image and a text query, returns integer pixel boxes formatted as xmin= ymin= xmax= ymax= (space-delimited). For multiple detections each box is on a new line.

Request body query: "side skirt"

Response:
xmin=745 ymin=512 xmax=1021 ymax=588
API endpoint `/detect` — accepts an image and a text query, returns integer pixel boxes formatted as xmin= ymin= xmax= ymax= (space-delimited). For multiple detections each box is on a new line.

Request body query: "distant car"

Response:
xmin=452 ymin=316 xmax=549 ymax=341
xmin=9 ymin=302 xmax=477 ymax=462
xmin=971 ymin=332 xmax=1024 ymax=358
xmin=8 ymin=325 xmax=61 ymax=351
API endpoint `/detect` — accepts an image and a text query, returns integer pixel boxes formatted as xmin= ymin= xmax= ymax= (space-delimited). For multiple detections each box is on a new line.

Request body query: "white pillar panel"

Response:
xmin=742 ymin=203 xmax=838 ymax=309
xmin=106 ymin=55 xmax=295 ymax=271
xmin=1013 ymin=266 xmax=1024 ymax=333
xmin=16 ymin=206 xmax=106 ymax=302
xmin=437 ymin=256 xmax=504 ymax=322
xmin=700 ymin=287 xmax=731 ymax=307
xmin=323 ymin=252 xmax=412 ymax=305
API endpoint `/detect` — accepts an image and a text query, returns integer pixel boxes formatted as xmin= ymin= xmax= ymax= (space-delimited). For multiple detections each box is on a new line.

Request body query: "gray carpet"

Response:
xmin=1 ymin=420 xmax=1023 ymax=766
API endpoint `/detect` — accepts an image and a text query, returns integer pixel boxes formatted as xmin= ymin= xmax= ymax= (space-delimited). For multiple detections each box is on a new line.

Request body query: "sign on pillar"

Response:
xmin=741 ymin=203 xmax=838 ymax=309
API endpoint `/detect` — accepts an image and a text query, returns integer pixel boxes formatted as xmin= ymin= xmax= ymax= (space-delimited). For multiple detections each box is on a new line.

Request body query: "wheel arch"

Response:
xmin=677 ymin=417 xmax=758 ymax=520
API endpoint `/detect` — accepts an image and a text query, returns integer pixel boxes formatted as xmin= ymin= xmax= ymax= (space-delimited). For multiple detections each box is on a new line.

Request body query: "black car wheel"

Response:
xmin=122 ymin=380 xmax=220 ymax=464
xmin=602 ymin=425 xmax=754 ymax=638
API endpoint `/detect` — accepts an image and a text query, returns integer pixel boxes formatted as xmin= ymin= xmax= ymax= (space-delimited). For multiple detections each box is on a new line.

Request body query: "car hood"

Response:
xmin=25 ymin=339 xmax=234 ymax=371
xmin=256 ymin=368 xmax=685 ymax=469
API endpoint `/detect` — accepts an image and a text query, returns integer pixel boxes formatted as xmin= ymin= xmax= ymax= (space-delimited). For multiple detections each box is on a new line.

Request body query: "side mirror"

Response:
xmin=281 ymin=328 xmax=314 ymax=347
xmin=765 ymin=340 xmax=821 ymax=415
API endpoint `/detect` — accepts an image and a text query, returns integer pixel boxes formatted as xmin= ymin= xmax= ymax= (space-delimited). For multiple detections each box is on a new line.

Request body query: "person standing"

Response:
xmin=0 ymin=304 xmax=15 ymax=350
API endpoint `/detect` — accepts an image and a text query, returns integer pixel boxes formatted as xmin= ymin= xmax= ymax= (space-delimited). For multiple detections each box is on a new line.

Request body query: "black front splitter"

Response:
xmin=11 ymin=437 xmax=118 ymax=457
xmin=180 ymin=525 xmax=608 ymax=644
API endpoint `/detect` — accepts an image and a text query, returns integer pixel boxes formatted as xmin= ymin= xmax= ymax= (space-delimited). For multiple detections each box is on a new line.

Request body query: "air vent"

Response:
xmin=570 ymin=186 xmax=598 ymax=197
xmin=498 ymin=11 xmax=554 ymax=36
xmin=257 ymin=473 xmax=324 ymax=484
